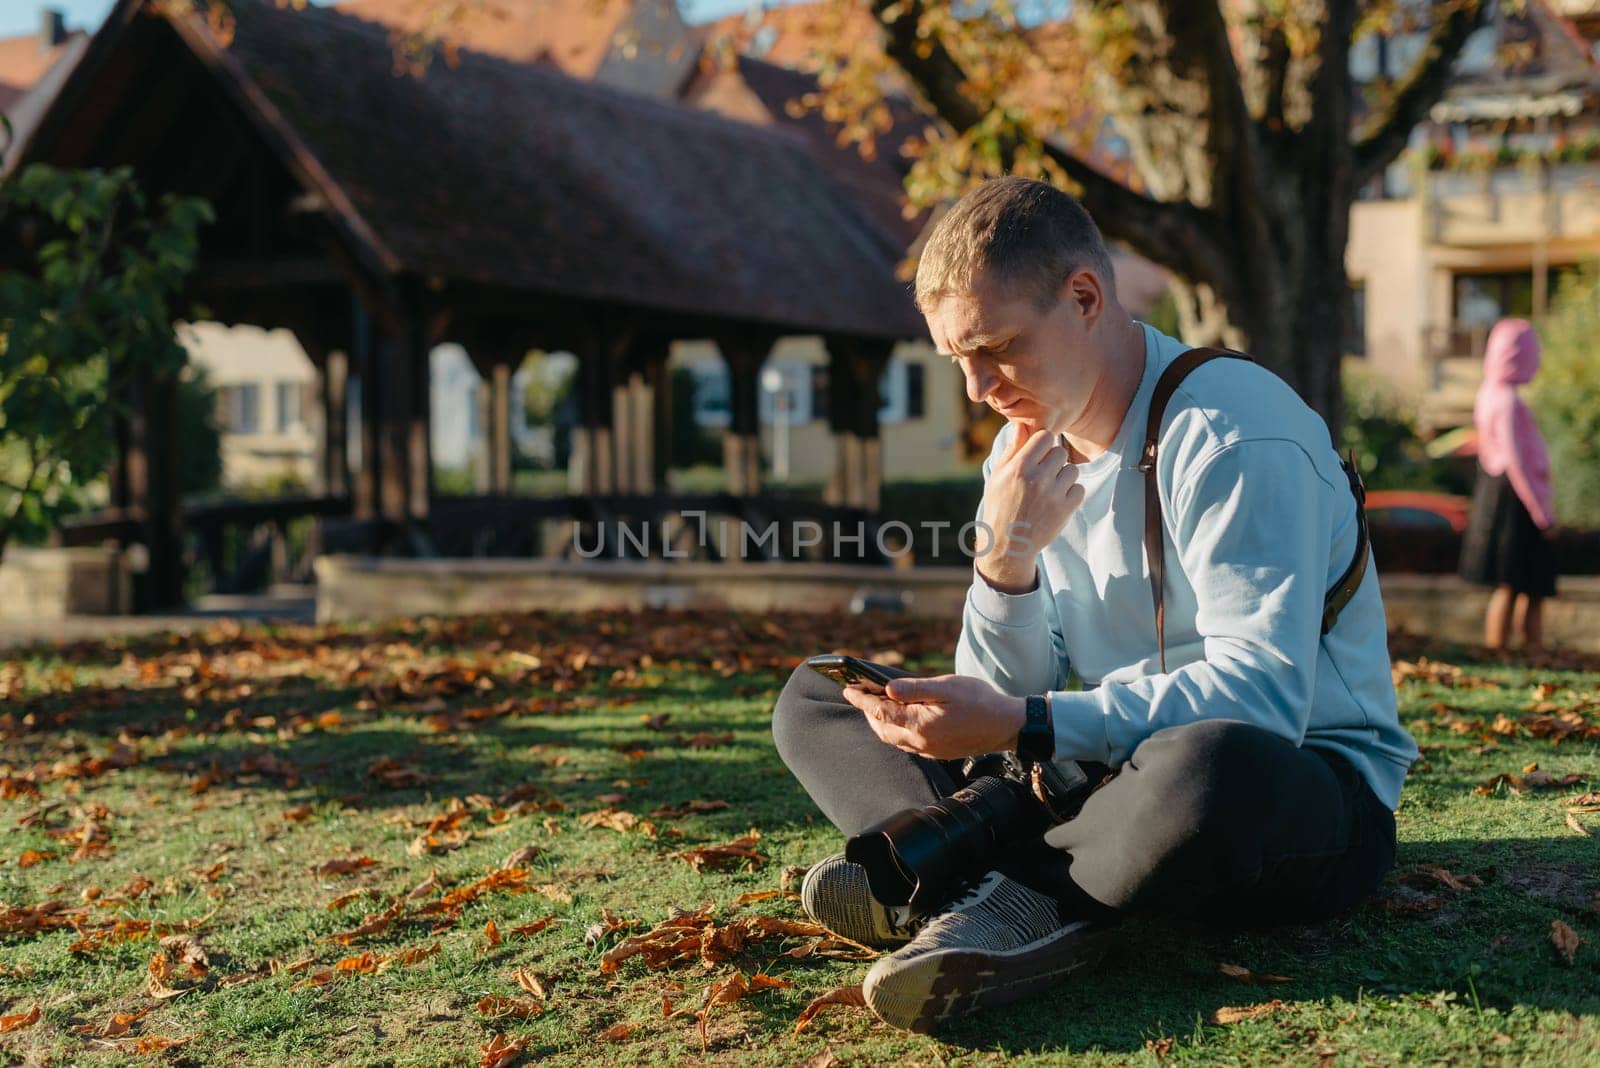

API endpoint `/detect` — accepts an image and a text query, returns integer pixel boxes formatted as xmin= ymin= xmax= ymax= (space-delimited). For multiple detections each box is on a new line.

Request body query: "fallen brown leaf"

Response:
xmin=1552 ymin=919 xmax=1582 ymax=964
xmin=670 ymin=832 xmax=767 ymax=873
xmin=696 ymin=971 xmax=750 ymax=1050
xmin=310 ymin=855 xmax=379 ymax=876
xmin=794 ymin=984 xmax=866 ymax=1034
xmin=483 ymin=920 xmax=502 ymax=950
xmin=511 ymin=966 xmax=548 ymax=999
xmin=479 ymin=1031 xmax=528 ymax=1068
xmin=79 ymin=1008 xmax=149 ymax=1038
xmin=1218 ymin=962 xmax=1294 ymax=984
xmin=476 ymin=994 xmax=543 ymax=1019
xmin=510 ymin=913 xmax=558 ymax=938
xmin=383 ymin=942 xmax=442 ymax=970
xmin=0 ymin=1004 xmax=41 ymax=1032
xmin=1398 ymin=865 xmax=1484 ymax=894
xmin=1211 ymin=999 xmax=1285 ymax=1024
xmin=598 ymin=1022 xmax=633 ymax=1042
xmin=159 ymin=933 xmax=211 ymax=978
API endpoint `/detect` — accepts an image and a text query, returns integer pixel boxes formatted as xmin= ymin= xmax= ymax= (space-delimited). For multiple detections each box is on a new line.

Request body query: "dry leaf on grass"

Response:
xmin=1398 ymin=866 xmax=1484 ymax=894
xmin=0 ymin=1005 xmax=41 ymax=1032
xmin=310 ymin=855 xmax=378 ymax=876
xmin=598 ymin=1022 xmax=633 ymax=1042
xmin=476 ymin=995 xmax=543 ymax=1019
xmin=1566 ymin=813 xmax=1591 ymax=837
xmin=1552 ymin=919 xmax=1582 ymax=964
xmin=483 ymin=920 xmax=502 ymax=950
xmin=695 ymin=971 xmax=750 ymax=1050
xmin=511 ymin=967 xmax=548 ymax=998
xmin=1476 ymin=771 xmax=1587 ymax=796
xmin=1218 ymin=962 xmax=1294 ymax=984
xmin=79 ymin=1008 xmax=149 ymax=1038
xmin=479 ymin=1032 xmax=528 ymax=1068
xmin=500 ymin=846 xmax=541 ymax=870
xmin=128 ymin=1034 xmax=193 ymax=1053
xmin=160 ymin=934 xmax=211 ymax=978
xmin=794 ymin=985 xmax=867 ymax=1034
xmin=382 ymin=942 xmax=442 ymax=970
xmin=147 ymin=950 xmax=191 ymax=999
xmin=510 ymin=914 xmax=558 ymax=938
xmin=670 ymin=832 xmax=767 ymax=873
xmin=1211 ymin=999 xmax=1285 ymax=1024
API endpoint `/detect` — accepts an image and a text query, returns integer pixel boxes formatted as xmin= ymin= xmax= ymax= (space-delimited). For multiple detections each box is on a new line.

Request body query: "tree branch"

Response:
xmin=1351 ymin=0 xmax=1490 ymax=187
xmin=870 ymin=0 xmax=1226 ymax=286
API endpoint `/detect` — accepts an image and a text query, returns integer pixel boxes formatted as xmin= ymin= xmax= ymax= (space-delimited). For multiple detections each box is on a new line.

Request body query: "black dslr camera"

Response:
xmin=845 ymin=751 xmax=1095 ymax=918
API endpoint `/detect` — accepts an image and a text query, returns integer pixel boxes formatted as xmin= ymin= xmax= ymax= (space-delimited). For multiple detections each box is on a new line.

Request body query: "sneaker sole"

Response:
xmin=862 ymin=920 xmax=1117 ymax=1033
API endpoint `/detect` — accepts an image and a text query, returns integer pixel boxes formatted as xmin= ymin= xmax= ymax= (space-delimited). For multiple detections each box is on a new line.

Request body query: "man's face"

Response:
xmin=925 ymin=268 xmax=1108 ymax=440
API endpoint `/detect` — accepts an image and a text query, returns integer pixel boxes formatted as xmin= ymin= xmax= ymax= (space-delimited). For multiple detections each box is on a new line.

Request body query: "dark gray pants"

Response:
xmin=772 ymin=660 xmax=1397 ymax=927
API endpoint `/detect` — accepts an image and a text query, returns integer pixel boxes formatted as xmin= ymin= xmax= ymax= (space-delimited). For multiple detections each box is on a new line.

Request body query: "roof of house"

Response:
xmin=0 ymin=26 xmax=87 ymax=112
xmin=17 ymin=0 xmax=923 ymax=340
xmin=1433 ymin=0 xmax=1600 ymax=121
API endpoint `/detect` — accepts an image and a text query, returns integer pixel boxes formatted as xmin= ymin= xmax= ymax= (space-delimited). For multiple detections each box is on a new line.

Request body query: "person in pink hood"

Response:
xmin=1457 ymin=318 xmax=1557 ymax=648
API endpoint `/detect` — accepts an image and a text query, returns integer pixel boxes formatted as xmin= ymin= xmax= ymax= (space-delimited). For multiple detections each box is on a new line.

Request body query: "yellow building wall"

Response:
xmin=668 ymin=337 xmax=975 ymax=484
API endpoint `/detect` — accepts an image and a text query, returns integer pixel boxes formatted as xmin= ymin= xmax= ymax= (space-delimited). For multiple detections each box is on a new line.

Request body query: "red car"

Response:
xmin=1364 ymin=491 xmax=1471 ymax=533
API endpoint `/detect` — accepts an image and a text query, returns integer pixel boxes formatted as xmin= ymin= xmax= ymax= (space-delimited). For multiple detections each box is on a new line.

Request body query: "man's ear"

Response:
xmin=1061 ymin=268 xmax=1106 ymax=325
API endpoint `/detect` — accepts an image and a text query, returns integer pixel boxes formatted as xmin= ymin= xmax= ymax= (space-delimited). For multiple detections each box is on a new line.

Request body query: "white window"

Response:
xmin=275 ymin=381 xmax=304 ymax=434
xmin=877 ymin=359 xmax=927 ymax=425
xmin=223 ymin=383 xmax=261 ymax=434
xmin=759 ymin=360 xmax=813 ymax=426
xmin=690 ymin=362 xmax=730 ymax=428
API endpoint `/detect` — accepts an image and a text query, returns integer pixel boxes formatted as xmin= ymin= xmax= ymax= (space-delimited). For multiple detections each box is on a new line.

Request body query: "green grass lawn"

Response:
xmin=2 ymin=611 xmax=1597 ymax=1066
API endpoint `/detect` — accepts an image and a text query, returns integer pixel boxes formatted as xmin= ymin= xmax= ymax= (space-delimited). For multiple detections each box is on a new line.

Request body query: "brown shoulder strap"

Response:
xmin=1139 ymin=347 xmax=1247 ymax=672
xmin=1137 ymin=346 xmax=1371 ymax=672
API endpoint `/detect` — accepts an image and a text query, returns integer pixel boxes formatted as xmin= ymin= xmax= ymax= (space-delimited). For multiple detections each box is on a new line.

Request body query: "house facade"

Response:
xmin=1346 ymin=0 xmax=1600 ymax=425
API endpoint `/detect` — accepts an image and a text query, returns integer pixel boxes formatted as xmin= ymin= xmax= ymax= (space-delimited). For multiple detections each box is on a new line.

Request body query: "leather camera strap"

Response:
xmin=1137 ymin=347 xmax=1371 ymax=672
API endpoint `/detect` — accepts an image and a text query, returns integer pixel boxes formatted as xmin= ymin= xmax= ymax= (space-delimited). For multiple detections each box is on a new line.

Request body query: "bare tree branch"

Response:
xmin=1351 ymin=0 xmax=1490 ymax=187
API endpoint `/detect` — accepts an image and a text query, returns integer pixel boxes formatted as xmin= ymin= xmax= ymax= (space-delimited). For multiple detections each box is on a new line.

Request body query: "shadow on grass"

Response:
xmin=883 ymin=830 xmax=1598 ymax=1056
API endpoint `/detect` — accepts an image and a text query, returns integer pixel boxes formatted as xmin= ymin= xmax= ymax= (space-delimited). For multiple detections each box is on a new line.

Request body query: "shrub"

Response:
xmin=1529 ymin=262 xmax=1600 ymax=529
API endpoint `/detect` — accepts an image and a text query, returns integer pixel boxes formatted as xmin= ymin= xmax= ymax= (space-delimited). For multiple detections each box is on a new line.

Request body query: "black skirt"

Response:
xmin=1457 ymin=467 xmax=1557 ymax=597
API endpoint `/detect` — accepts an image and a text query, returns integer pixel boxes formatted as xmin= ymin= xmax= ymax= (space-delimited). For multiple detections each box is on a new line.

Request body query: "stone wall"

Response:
xmin=313 ymin=556 xmax=1600 ymax=652
xmin=0 ymin=546 xmax=133 ymax=619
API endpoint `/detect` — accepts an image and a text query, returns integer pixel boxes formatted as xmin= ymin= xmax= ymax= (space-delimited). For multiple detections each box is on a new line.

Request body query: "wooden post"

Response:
xmin=473 ymin=378 xmax=492 ymax=494
xmin=490 ymin=361 xmax=512 ymax=495
xmin=648 ymin=345 xmax=673 ymax=489
xmin=322 ymin=349 xmax=349 ymax=498
xmin=350 ymin=297 xmax=379 ymax=523
xmin=824 ymin=337 xmax=892 ymax=512
xmin=127 ymin=365 xmax=184 ymax=610
xmin=718 ymin=332 xmax=774 ymax=496
xmin=570 ymin=325 xmax=628 ymax=496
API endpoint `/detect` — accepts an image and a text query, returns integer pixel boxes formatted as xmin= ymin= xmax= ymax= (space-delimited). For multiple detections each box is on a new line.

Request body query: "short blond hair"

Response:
xmin=914 ymin=177 xmax=1116 ymax=314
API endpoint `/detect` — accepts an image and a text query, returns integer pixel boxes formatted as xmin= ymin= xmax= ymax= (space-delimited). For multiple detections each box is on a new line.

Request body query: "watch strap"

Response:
xmin=1017 ymin=694 xmax=1054 ymax=764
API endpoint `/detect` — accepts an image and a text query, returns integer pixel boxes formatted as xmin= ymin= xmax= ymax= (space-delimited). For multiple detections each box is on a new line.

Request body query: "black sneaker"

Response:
xmin=861 ymin=870 xmax=1115 ymax=1032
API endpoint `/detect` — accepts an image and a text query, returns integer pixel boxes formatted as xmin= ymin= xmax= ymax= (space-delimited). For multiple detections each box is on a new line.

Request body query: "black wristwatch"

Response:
xmin=1016 ymin=694 xmax=1054 ymax=764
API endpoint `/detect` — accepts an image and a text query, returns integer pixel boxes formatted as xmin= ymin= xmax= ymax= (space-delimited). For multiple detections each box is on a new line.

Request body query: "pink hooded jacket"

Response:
xmin=1474 ymin=318 xmax=1554 ymax=529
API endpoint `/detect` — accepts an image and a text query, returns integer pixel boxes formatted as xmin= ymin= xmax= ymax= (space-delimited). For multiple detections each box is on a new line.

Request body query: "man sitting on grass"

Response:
xmin=771 ymin=177 xmax=1418 ymax=1032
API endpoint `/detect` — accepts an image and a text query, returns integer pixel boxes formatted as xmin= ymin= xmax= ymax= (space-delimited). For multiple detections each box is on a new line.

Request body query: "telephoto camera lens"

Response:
xmin=844 ymin=773 xmax=1050 ymax=916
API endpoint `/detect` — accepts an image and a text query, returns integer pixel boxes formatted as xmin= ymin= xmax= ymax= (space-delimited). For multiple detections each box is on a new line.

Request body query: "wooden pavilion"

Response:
xmin=3 ymin=0 xmax=926 ymax=607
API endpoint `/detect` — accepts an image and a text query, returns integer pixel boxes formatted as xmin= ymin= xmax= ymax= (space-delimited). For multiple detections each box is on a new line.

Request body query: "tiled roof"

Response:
xmin=0 ymin=28 xmax=86 ymax=112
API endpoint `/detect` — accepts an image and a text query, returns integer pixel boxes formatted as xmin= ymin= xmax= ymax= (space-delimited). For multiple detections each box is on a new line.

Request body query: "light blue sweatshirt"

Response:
xmin=955 ymin=322 xmax=1417 ymax=810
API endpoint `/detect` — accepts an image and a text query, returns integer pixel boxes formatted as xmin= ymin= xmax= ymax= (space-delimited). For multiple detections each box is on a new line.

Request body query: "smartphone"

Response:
xmin=805 ymin=654 xmax=898 ymax=696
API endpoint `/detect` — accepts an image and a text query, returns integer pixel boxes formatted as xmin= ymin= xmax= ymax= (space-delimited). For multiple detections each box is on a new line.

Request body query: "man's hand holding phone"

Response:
xmin=808 ymin=655 xmax=1025 ymax=761
xmin=977 ymin=428 xmax=1085 ymax=595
